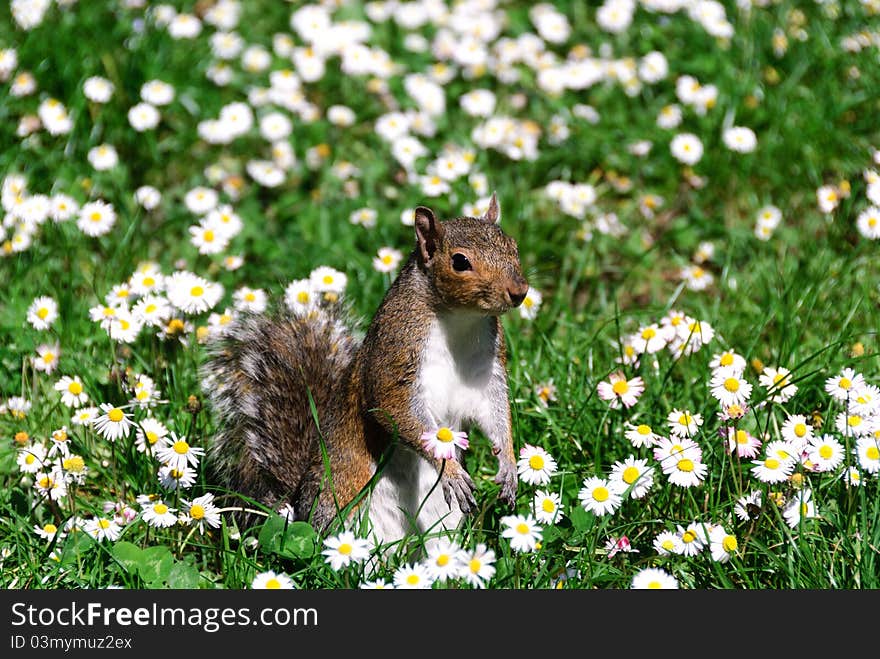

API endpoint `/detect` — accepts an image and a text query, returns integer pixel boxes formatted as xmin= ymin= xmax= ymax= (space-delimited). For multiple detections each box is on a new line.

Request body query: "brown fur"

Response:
xmin=202 ymin=197 xmax=528 ymax=532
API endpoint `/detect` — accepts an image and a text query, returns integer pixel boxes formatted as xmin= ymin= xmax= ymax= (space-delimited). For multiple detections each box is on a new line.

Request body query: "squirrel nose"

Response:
xmin=507 ymin=280 xmax=529 ymax=307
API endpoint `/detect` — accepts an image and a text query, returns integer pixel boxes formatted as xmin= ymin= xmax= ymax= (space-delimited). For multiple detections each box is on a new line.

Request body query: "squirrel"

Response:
xmin=201 ymin=194 xmax=529 ymax=546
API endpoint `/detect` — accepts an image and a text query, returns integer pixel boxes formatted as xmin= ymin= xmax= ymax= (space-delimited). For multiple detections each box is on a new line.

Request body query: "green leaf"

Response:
xmin=111 ymin=541 xmax=144 ymax=574
xmin=276 ymin=521 xmax=317 ymax=560
xmin=139 ymin=545 xmax=174 ymax=585
xmin=569 ymin=506 xmax=594 ymax=533
xmin=258 ymin=516 xmax=317 ymax=559
xmin=59 ymin=531 xmax=97 ymax=566
xmin=167 ymin=562 xmax=201 ymax=589
xmin=257 ymin=514 xmax=286 ymax=550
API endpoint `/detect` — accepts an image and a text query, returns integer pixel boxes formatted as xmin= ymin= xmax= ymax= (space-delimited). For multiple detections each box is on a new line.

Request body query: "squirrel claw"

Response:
xmin=494 ymin=459 xmax=518 ymax=508
xmin=441 ymin=465 xmax=476 ymax=515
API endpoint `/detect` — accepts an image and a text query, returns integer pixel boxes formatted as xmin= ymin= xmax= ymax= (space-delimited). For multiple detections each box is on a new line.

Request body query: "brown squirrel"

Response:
xmin=201 ymin=194 xmax=529 ymax=545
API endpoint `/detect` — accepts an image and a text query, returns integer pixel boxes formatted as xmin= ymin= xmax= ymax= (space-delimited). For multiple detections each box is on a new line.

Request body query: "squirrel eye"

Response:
xmin=451 ymin=253 xmax=472 ymax=272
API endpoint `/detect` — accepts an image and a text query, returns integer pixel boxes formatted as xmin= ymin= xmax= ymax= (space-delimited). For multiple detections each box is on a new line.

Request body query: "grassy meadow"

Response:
xmin=1 ymin=0 xmax=880 ymax=590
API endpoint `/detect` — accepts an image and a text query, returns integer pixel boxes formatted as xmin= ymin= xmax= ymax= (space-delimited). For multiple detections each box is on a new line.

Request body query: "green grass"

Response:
xmin=1 ymin=0 xmax=879 ymax=589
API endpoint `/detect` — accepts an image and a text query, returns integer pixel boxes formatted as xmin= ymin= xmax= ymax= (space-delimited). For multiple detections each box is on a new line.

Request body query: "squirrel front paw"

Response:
xmin=440 ymin=461 xmax=477 ymax=514
xmin=494 ymin=457 xmax=518 ymax=508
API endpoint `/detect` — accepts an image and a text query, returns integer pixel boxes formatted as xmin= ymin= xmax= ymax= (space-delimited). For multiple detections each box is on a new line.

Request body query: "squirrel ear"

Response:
xmin=481 ymin=192 xmax=500 ymax=224
xmin=415 ymin=206 xmax=444 ymax=266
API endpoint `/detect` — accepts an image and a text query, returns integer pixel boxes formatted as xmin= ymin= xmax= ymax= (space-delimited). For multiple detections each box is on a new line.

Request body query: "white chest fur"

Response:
xmin=416 ymin=314 xmax=497 ymax=429
xmin=362 ymin=314 xmax=499 ymax=549
xmin=364 ymin=446 xmax=463 ymax=549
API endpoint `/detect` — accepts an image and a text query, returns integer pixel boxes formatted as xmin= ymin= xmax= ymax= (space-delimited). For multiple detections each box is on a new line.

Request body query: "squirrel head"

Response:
xmin=414 ymin=193 xmax=529 ymax=315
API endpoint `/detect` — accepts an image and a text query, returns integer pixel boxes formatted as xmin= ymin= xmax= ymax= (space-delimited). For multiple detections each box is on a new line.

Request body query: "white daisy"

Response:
xmin=26 ymin=296 xmax=59 ymax=330
xmin=631 ymin=567 xmax=678 ymax=589
xmin=500 ymin=514 xmax=543 ymax=553
xmin=609 ymin=456 xmax=654 ymax=499
xmin=667 ymin=409 xmax=703 ymax=438
xmin=141 ymin=500 xmax=178 ymax=528
xmin=758 ymin=366 xmax=798 ymax=403
xmin=423 ymin=539 xmax=461 ymax=582
xmin=165 ymin=271 xmax=223 ymax=315
xmin=321 ymin=531 xmax=372 ymax=571
xmin=516 ymin=444 xmax=557 ymax=485
xmin=251 ymin=570 xmax=294 ymax=589
xmin=854 ymin=436 xmax=880 ymax=474
xmin=578 ymin=476 xmax=622 ymax=516
xmin=92 ymin=403 xmax=134 ymax=442
xmin=392 ymin=562 xmax=434 ymax=589
xmin=751 ymin=455 xmax=794 ymax=484
xmin=77 ymin=200 xmax=116 ymax=237
xmin=154 ymin=434 xmax=205 ymax=471
xmin=532 ymin=489 xmax=565 ymax=524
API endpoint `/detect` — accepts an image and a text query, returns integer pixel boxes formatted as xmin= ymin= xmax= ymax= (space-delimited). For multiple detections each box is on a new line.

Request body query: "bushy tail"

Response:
xmin=201 ymin=309 xmax=358 ymax=516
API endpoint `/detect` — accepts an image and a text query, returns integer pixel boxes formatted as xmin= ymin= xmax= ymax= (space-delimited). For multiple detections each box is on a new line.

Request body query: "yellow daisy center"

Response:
xmin=636 ymin=424 xmax=651 ymax=435
xmin=203 ymin=230 xmax=215 ymax=243
xmin=190 ymin=286 xmax=204 ymax=297
xmin=647 ymin=581 xmax=662 ymax=589
xmin=436 ymin=554 xmax=450 ymax=567
xmin=173 ymin=440 xmax=190 ymax=455
xmin=322 ymin=275 xmax=334 ymax=285
xmin=839 ymin=377 xmax=852 ymax=390
xmin=678 ymin=414 xmax=691 ymax=426
xmin=682 ymin=530 xmax=696 ymax=544
xmin=90 ymin=211 xmax=102 ymax=222
xmin=406 ymin=574 xmax=420 ymax=585
xmin=153 ymin=503 xmax=168 ymax=515
xmin=143 ymin=276 xmax=155 ymax=287
xmin=37 ymin=307 xmax=49 ymax=319
xmin=469 ymin=559 xmax=481 ymax=574
xmin=98 ymin=519 xmax=111 ymax=529
xmin=794 ymin=423 xmax=807 ymax=437
xmin=528 ymin=455 xmax=545 ymax=471
xmin=720 ymin=353 xmax=734 ymax=366
xmin=145 ymin=304 xmax=157 ymax=313
xmin=765 ymin=458 xmax=780 ymax=469
xmin=516 ymin=523 xmax=530 ymax=534
xmin=848 ymin=415 xmax=862 ymax=427
xmin=722 ymin=535 xmax=738 ymax=552
xmin=43 ymin=524 xmax=57 ymax=534
xmin=622 ymin=466 xmax=640 ymax=484
xmin=338 ymin=543 xmax=352 ymax=556
xmin=190 ymin=504 xmax=205 ymax=520
xmin=108 ymin=408 xmax=124 ymax=422
xmin=25 ymin=454 xmax=36 ymax=465
xmin=541 ymin=498 xmax=556 ymax=513
xmin=296 ymin=291 xmax=310 ymax=304
xmin=265 ymin=578 xmax=281 ymax=589
xmin=867 ymin=447 xmax=880 ymax=461
xmin=63 ymin=456 xmax=85 ymax=472
xmin=146 ymin=431 xmax=159 ymax=445
xmin=436 ymin=427 xmax=454 ymax=443
xmin=736 ymin=430 xmax=749 ymax=445
xmin=42 ymin=352 xmax=55 ymax=363
xmin=818 ymin=445 xmax=833 ymax=459
xmin=773 ymin=373 xmax=787 ymax=385
xmin=661 ymin=539 xmax=675 ymax=551
xmin=523 ymin=297 xmax=534 ymax=308
xmin=244 ymin=292 xmax=256 ymax=302
xmin=612 ymin=379 xmax=629 ymax=395
xmin=641 ymin=327 xmax=656 ymax=340
xmin=677 ymin=459 xmax=694 ymax=472
xmin=593 ymin=487 xmax=609 ymax=502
